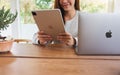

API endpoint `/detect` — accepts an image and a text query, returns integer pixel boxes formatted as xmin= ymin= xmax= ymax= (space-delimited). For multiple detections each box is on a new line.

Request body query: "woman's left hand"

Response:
xmin=57 ymin=32 xmax=75 ymax=46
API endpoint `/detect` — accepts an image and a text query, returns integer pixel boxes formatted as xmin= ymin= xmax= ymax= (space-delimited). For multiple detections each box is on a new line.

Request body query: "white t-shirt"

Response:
xmin=32 ymin=10 xmax=80 ymax=46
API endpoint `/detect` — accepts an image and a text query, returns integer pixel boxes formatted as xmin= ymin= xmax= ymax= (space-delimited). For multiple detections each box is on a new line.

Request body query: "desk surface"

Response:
xmin=1 ymin=57 xmax=120 ymax=75
xmin=0 ymin=43 xmax=120 ymax=60
xmin=1 ymin=43 xmax=120 ymax=75
xmin=0 ymin=43 xmax=76 ymax=58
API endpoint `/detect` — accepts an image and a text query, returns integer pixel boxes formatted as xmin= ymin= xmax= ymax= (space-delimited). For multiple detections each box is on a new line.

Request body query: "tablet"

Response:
xmin=32 ymin=9 xmax=65 ymax=41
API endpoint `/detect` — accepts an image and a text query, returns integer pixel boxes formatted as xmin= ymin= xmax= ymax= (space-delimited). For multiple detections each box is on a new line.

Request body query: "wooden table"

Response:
xmin=1 ymin=57 xmax=120 ymax=75
xmin=0 ymin=43 xmax=120 ymax=59
xmin=1 ymin=43 xmax=120 ymax=75
xmin=0 ymin=43 xmax=77 ymax=58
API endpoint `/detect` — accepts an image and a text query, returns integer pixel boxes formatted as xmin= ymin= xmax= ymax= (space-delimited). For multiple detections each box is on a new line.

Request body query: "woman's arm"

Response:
xmin=32 ymin=33 xmax=39 ymax=44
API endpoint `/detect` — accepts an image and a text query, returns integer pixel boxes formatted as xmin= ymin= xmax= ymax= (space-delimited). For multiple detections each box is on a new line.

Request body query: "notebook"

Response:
xmin=32 ymin=9 xmax=65 ymax=41
xmin=76 ymin=12 xmax=120 ymax=55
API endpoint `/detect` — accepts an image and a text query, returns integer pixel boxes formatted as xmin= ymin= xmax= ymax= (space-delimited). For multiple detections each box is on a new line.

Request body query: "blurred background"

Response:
xmin=0 ymin=0 xmax=119 ymax=40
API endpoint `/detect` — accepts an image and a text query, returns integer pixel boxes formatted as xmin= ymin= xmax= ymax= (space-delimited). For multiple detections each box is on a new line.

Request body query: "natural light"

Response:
xmin=0 ymin=0 xmax=119 ymax=40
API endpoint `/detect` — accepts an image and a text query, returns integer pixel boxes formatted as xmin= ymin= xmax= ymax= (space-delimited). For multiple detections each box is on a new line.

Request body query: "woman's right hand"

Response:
xmin=37 ymin=31 xmax=52 ymax=45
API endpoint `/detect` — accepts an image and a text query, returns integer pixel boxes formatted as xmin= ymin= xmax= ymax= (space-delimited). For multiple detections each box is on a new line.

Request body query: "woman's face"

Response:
xmin=59 ymin=0 xmax=75 ymax=11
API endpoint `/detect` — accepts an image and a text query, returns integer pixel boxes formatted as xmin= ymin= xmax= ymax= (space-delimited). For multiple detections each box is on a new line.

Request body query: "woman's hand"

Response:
xmin=57 ymin=32 xmax=75 ymax=46
xmin=37 ymin=31 xmax=52 ymax=45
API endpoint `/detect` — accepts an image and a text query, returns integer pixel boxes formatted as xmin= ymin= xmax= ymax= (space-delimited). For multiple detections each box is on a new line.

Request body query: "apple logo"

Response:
xmin=105 ymin=30 xmax=112 ymax=38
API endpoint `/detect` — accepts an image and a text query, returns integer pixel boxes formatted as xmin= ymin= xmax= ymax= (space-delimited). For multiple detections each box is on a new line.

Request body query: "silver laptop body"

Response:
xmin=76 ymin=13 xmax=120 ymax=55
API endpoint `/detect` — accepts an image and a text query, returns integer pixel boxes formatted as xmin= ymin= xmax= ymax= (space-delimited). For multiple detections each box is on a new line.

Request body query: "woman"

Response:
xmin=32 ymin=0 xmax=80 ymax=47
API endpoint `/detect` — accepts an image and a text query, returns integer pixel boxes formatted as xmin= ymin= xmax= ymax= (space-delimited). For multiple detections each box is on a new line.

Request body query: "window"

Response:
xmin=80 ymin=0 xmax=108 ymax=13
xmin=0 ymin=0 xmax=11 ymax=8
xmin=20 ymin=0 xmax=54 ymax=24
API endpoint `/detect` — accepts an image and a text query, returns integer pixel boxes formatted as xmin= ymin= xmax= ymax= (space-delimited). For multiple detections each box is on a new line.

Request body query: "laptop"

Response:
xmin=76 ymin=12 xmax=120 ymax=55
xmin=32 ymin=9 xmax=65 ymax=41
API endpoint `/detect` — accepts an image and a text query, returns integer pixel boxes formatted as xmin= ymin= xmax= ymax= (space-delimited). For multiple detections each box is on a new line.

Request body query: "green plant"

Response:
xmin=0 ymin=6 xmax=18 ymax=30
xmin=0 ymin=6 xmax=17 ymax=40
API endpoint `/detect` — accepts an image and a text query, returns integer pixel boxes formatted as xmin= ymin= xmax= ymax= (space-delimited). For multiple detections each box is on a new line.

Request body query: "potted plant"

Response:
xmin=0 ymin=6 xmax=17 ymax=52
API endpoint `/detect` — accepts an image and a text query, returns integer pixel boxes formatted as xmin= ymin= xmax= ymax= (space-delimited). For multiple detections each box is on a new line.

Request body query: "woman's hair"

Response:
xmin=54 ymin=0 xmax=80 ymax=23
